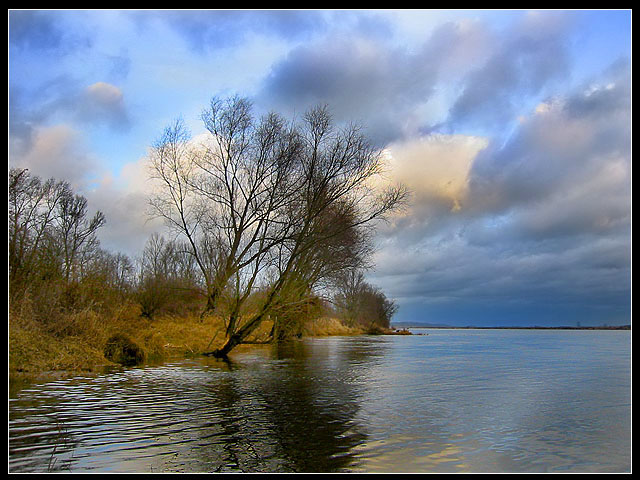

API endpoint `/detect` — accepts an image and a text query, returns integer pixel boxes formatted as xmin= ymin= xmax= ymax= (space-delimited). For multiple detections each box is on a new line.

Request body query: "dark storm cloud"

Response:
xmin=447 ymin=12 xmax=573 ymax=131
xmin=467 ymin=60 xmax=631 ymax=220
xmin=563 ymin=58 xmax=631 ymax=120
xmin=373 ymin=215 xmax=630 ymax=326
xmin=371 ymin=60 xmax=631 ymax=326
xmin=256 ymin=12 xmax=581 ymax=147
xmin=257 ymin=18 xmax=494 ymax=146
xmin=260 ymin=38 xmax=436 ymax=145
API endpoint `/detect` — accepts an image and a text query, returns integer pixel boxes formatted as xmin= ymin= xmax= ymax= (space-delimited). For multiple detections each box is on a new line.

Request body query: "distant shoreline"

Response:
xmin=394 ymin=325 xmax=631 ymax=331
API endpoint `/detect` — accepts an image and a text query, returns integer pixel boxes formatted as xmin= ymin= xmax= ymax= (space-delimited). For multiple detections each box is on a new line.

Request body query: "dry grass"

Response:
xmin=302 ymin=317 xmax=365 ymax=336
xmin=9 ymin=305 xmax=360 ymax=377
xmin=9 ymin=304 xmax=227 ymax=375
xmin=9 ymin=311 xmax=108 ymax=374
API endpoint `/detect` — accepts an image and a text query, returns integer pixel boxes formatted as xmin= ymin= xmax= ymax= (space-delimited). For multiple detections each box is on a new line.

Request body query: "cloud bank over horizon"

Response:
xmin=9 ymin=9 xmax=631 ymax=326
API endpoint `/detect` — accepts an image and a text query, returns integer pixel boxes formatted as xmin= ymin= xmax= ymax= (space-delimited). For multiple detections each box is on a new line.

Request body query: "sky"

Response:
xmin=8 ymin=9 xmax=632 ymax=327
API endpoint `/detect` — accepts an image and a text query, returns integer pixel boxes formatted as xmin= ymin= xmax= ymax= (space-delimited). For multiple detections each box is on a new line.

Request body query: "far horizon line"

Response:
xmin=392 ymin=323 xmax=631 ymax=331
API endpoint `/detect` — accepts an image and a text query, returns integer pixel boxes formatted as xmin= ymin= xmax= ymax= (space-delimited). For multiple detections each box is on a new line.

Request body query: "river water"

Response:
xmin=9 ymin=329 xmax=631 ymax=473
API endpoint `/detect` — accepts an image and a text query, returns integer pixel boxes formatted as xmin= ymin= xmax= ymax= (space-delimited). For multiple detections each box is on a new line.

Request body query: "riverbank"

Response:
xmin=9 ymin=305 xmax=218 ymax=375
xmin=9 ymin=304 xmax=383 ymax=381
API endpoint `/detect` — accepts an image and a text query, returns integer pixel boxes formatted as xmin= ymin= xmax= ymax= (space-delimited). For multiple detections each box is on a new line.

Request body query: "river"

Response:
xmin=9 ymin=328 xmax=631 ymax=473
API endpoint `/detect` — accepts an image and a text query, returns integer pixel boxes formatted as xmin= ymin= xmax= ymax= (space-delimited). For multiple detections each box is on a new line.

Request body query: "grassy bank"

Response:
xmin=301 ymin=317 xmax=365 ymax=336
xmin=10 ymin=304 xmax=221 ymax=377
xmin=9 ymin=304 xmax=368 ymax=380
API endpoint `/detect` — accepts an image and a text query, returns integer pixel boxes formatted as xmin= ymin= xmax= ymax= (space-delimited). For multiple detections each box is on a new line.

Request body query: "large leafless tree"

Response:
xmin=148 ymin=96 xmax=407 ymax=357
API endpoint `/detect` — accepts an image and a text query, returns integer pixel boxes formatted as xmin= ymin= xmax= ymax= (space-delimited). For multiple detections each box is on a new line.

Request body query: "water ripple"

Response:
xmin=9 ymin=330 xmax=631 ymax=473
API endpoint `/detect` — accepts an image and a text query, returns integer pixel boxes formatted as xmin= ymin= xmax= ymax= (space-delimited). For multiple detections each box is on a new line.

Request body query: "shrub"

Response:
xmin=103 ymin=334 xmax=145 ymax=366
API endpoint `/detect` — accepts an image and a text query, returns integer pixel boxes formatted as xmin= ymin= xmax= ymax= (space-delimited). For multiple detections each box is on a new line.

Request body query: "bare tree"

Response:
xmin=207 ymin=104 xmax=406 ymax=357
xmin=9 ymin=168 xmax=111 ymax=316
xmin=148 ymin=101 xmax=303 ymax=318
xmin=148 ymin=98 xmax=407 ymax=357
xmin=9 ymin=168 xmax=68 ymax=295
xmin=55 ymin=190 xmax=106 ymax=283
xmin=334 ymin=270 xmax=398 ymax=330
xmin=134 ymin=233 xmax=202 ymax=318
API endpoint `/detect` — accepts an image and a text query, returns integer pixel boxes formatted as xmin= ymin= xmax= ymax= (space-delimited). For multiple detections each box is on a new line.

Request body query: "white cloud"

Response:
xmin=77 ymin=81 xmax=130 ymax=129
xmin=386 ymin=133 xmax=488 ymax=214
xmin=10 ymin=124 xmax=98 ymax=189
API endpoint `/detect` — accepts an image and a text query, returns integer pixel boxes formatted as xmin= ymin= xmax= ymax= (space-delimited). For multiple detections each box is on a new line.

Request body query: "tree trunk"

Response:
xmin=205 ymin=333 xmax=242 ymax=358
xmin=200 ymin=288 xmax=219 ymax=318
xmin=205 ymin=309 xmax=269 ymax=358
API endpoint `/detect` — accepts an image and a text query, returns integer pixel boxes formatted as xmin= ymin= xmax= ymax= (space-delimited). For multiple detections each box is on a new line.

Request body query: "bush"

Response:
xmin=103 ymin=334 xmax=145 ymax=366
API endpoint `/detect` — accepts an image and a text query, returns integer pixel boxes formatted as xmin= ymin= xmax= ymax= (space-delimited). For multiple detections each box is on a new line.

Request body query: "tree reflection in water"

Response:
xmin=195 ymin=338 xmax=379 ymax=472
